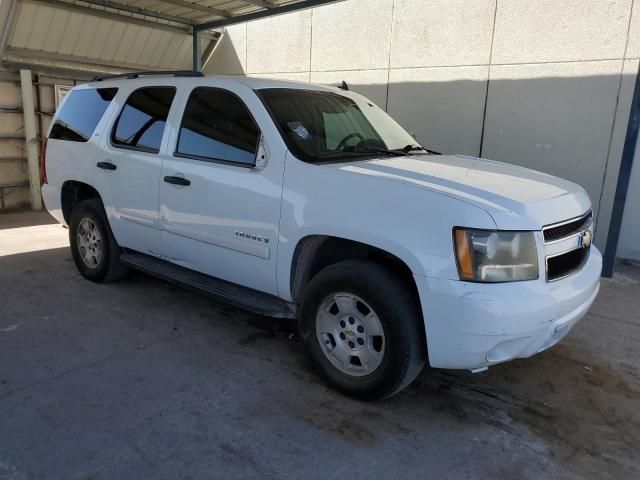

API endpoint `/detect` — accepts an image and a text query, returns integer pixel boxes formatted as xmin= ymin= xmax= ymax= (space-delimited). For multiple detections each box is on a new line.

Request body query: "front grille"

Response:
xmin=547 ymin=247 xmax=590 ymax=281
xmin=543 ymin=211 xmax=592 ymax=243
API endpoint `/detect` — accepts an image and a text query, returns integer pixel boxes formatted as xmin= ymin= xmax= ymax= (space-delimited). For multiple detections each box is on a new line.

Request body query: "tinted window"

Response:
xmin=176 ymin=88 xmax=260 ymax=165
xmin=112 ymin=87 xmax=176 ymax=153
xmin=49 ymin=88 xmax=117 ymax=142
xmin=259 ymin=88 xmax=417 ymax=164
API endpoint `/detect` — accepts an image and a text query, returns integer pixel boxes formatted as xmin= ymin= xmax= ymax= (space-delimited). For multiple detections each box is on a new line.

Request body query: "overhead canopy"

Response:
xmin=49 ymin=0 xmax=345 ymax=31
xmin=0 ymin=0 xmax=341 ymax=75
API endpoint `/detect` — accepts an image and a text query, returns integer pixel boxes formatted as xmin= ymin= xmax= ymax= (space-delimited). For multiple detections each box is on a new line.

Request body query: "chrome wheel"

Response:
xmin=77 ymin=218 xmax=103 ymax=269
xmin=316 ymin=293 xmax=385 ymax=377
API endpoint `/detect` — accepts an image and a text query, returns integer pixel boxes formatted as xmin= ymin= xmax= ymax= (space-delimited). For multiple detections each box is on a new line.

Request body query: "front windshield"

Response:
xmin=258 ymin=88 xmax=420 ymax=163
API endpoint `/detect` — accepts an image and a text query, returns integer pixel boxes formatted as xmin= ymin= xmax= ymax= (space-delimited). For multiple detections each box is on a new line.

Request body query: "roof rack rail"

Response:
xmin=92 ymin=70 xmax=204 ymax=82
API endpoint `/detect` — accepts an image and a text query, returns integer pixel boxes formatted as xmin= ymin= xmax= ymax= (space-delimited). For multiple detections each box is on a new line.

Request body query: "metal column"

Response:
xmin=192 ymin=27 xmax=201 ymax=72
xmin=19 ymin=69 xmax=42 ymax=210
xmin=602 ymin=63 xmax=640 ymax=277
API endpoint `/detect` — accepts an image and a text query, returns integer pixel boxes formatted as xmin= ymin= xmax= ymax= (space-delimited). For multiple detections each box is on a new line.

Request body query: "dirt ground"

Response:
xmin=1 ymin=211 xmax=638 ymax=480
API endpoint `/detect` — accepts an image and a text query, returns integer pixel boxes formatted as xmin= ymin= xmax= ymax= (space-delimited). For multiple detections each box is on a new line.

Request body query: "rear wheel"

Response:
xmin=69 ymin=199 xmax=129 ymax=283
xmin=299 ymin=260 xmax=426 ymax=400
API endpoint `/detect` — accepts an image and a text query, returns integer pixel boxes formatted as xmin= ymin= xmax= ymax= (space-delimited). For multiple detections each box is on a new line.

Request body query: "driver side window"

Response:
xmin=175 ymin=87 xmax=260 ymax=166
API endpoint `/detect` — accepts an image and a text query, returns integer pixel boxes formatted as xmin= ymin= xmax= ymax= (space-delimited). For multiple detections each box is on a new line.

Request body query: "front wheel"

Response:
xmin=299 ymin=260 xmax=426 ymax=401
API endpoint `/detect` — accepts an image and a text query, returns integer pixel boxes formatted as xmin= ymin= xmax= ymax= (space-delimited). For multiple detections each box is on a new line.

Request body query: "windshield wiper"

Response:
xmin=401 ymin=144 xmax=441 ymax=155
xmin=343 ymin=146 xmax=408 ymax=157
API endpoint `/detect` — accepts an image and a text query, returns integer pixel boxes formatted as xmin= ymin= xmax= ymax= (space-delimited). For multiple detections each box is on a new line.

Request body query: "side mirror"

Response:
xmin=254 ymin=135 xmax=269 ymax=170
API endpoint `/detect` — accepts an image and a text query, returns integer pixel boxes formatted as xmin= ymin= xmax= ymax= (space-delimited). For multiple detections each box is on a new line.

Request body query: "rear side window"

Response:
xmin=176 ymin=87 xmax=260 ymax=166
xmin=112 ymin=87 xmax=176 ymax=153
xmin=49 ymin=88 xmax=118 ymax=142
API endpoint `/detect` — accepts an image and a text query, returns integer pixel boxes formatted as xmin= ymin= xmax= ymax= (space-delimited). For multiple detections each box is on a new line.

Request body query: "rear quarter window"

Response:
xmin=49 ymin=88 xmax=118 ymax=142
xmin=111 ymin=86 xmax=176 ymax=153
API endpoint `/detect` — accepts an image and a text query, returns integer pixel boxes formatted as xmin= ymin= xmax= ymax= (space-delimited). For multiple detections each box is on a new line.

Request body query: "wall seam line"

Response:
xmin=308 ymin=7 xmax=313 ymax=83
xmin=245 ymin=22 xmax=248 ymax=74
xmin=384 ymin=0 xmax=396 ymax=112
xmin=594 ymin=0 xmax=636 ymax=238
xmin=479 ymin=0 xmax=499 ymax=158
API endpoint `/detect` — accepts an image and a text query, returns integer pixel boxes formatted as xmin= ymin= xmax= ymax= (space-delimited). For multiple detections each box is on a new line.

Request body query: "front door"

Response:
xmin=159 ymin=85 xmax=283 ymax=295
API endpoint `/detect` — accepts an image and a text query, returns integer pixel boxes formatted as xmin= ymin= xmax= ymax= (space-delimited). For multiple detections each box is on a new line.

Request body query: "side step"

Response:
xmin=120 ymin=253 xmax=296 ymax=319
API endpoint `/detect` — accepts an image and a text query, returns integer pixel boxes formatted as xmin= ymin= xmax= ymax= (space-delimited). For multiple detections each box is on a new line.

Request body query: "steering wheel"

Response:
xmin=335 ymin=132 xmax=365 ymax=151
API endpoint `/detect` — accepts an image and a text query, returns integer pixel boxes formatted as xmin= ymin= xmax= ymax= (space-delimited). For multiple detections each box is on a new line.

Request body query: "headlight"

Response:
xmin=453 ymin=228 xmax=539 ymax=282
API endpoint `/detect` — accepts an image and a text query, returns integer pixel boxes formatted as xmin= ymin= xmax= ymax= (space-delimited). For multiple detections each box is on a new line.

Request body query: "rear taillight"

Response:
xmin=41 ymin=138 xmax=48 ymax=184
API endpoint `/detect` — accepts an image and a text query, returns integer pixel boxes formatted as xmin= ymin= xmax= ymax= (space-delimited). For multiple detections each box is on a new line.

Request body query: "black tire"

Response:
xmin=298 ymin=260 xmax=426 ymax=401
xmin=69 ymin=198 xmax=129 ymax=283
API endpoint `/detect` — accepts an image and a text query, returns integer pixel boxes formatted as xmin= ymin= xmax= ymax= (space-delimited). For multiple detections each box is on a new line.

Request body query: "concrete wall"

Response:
xmin=204 ymin=0 xmax=640 ymax=259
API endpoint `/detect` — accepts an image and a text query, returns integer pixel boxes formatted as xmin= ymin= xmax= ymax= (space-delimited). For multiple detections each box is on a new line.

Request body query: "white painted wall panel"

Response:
xmin=626 ymin=1 xmax=640 ymax=59
xmin=205 ymin=25 xmax=247 ymax=74
xmin=247 ymin=10 xmax=311 ymax=73
xmin=482 ymin=61 xmax=623 ymax=223
xmin=310 ymin=69 xmax=389 ymax=108
xmin=311 ymin=0 xmax=393 ymax=71
xmin=595 ymin=59 xmax=639 ymax=247
xmin=388 ymin=66 xmax=489 ymax=156
xmin=248 ymin=72 xmax=310 ymax=82
xmin=492 ymin=0 xmax=632 ymax=64
xmin=390 ymin=0 xmax=495 ymax=68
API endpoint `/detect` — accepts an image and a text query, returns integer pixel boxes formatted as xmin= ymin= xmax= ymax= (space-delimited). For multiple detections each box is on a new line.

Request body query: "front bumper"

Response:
xmin=415 ymin=246 xmax=602 ymax=370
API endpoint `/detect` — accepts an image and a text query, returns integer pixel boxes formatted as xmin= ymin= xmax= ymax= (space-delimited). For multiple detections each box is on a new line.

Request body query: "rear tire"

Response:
xmin=299 ymin=260 xmax=426 ymax=401
xmin=69 ymin=199 xmax=129 ymax=283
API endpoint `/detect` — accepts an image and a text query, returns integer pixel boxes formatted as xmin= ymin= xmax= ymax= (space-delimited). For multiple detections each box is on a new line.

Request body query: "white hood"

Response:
xmin=336 ymin=154 xmax=591 ymax=230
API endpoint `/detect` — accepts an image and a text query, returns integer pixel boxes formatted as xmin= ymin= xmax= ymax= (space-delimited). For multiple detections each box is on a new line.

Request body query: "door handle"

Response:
xmin=164 ymin=176 xmax=191 ymax=186
xmin=97 ymin=161 xmax=117 ymax=171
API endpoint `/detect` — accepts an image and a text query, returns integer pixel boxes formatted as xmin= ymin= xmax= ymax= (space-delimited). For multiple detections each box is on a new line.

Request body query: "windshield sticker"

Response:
xmin=288 ymin=122 xmax=310 ymax=140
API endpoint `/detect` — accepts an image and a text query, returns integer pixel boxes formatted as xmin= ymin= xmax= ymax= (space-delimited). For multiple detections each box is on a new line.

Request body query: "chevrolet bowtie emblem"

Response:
xmin=579 ymin=230 xmax=592 ymax=249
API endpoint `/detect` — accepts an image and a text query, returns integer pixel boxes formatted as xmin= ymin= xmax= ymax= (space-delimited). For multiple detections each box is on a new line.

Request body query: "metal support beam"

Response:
xmin=237 ymin=0 xmax=278 ymax=8
xmin=194 ymin=0 xmax=341 ymax=30
xmin=36 ymin=0 xmax=193 ymax=33
xmin=157 ymin=0 xmax=230 ymax=19
xmin=76 ymin=0 xmax=195 ymax=26
xmin=192 ymin=28 xmax=202 ymax=72
xmin=602 ymin=63 xmax=640 ymax=277
xmin=19 ymin=69 xmax=42 ymax=211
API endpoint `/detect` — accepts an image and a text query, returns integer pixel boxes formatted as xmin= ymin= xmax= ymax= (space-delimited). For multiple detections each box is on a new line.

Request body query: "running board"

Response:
xmin=120 ymin=253 xmax=296 ymax=318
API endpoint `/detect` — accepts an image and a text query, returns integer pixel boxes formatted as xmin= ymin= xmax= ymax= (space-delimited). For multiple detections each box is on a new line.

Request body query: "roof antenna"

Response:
xmin=338 ymin=80 xmax=349 ymax=91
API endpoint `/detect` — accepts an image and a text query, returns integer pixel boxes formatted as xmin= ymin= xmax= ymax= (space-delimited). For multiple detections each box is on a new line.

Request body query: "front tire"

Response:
xmin=299 ymin=260 xmax=426 ymax=401
xmin=69 ymin=199 xmax=129 ymax=283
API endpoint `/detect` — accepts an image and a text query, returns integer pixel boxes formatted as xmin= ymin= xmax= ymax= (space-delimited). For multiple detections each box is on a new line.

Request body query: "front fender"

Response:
xmin=276 ymin=153 xmax=497 ymax=300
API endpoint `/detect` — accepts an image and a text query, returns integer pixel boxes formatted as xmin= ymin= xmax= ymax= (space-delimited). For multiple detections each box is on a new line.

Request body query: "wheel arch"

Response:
xmin=61 ymin=181 xmax=102 ymax=224
xmin=288 ymin=234 xmax=423 ymax=306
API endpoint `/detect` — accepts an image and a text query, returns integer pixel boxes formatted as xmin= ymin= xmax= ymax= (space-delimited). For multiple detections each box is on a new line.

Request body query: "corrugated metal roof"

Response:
xmin=10 ymin=1 xmax=194 ymax=68
xmin=41 ymin=0 xmax=341 ymax=29
xmin=0 ymin=0 xmax=340 ymax=75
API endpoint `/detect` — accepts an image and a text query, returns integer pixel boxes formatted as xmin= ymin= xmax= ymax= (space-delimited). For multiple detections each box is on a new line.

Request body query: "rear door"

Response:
xmin=45 ymin=86 xmax=119 ymax=219
xmin=97 ymin=85 xmax=177 ymax=256
xmin=158 ymin=85 xmax=284 ymax=295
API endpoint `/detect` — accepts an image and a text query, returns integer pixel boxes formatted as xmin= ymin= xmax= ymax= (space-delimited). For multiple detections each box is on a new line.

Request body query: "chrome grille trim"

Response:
xmin=545 ymin=246 xmax=591 ymax=282
xmin=542 ymin=210 xmax=593 ymax=244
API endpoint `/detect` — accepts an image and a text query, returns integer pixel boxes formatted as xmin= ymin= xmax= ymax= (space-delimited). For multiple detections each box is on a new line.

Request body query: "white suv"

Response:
xmin=41 ymin=71 xmax=601 ymax=400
